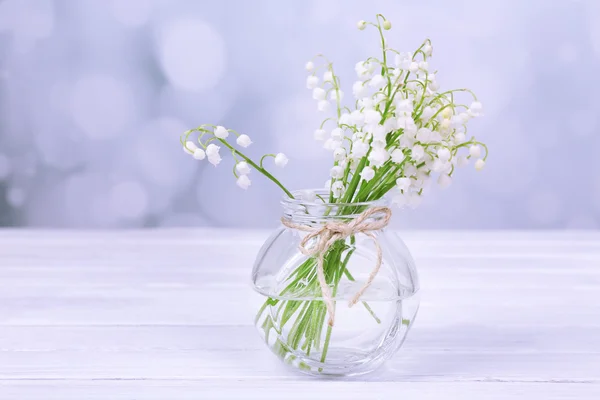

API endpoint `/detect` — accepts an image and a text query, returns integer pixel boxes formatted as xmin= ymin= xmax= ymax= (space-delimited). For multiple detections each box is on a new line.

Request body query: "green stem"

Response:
xmin=218 ymin=139 xmax=294 ymax=198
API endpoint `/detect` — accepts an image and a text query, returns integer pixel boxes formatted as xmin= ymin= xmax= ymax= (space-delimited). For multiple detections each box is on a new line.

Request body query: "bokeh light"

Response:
xmin=155 ymin=18 xmax=226 ymax=92
xmin=0 ymin=0 xmax=598 ymax=228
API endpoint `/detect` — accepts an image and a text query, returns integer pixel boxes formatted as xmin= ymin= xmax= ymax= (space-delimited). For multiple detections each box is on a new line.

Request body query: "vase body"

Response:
xmin=251 ymin=191 xmax=420 ymax=376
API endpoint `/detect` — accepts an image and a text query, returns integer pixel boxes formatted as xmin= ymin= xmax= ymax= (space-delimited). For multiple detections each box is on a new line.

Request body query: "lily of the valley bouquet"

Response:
xmin=181 ymin=15 xmax=487 ymax=376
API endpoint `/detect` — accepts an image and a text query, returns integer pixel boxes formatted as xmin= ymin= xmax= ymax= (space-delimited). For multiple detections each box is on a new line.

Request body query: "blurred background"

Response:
xmin=0 ymin=0 xmax=597 ymax=229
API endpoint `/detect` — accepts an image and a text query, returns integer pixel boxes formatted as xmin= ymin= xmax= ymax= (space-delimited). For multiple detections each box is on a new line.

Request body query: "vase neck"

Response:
xmin=281 ymin=189 xmax=390 ymax=225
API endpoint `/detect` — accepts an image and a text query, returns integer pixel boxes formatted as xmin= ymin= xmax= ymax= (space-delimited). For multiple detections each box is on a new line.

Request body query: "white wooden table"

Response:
xmin=1 ymin=230 xmax=599 ymax=399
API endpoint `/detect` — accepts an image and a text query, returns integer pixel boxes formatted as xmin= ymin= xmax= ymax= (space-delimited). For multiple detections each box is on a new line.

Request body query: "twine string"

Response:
xmin=281 ymin=206 xmax=392 ymax=326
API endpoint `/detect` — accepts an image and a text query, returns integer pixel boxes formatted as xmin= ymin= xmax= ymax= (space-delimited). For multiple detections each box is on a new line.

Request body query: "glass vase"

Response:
xmin=251 ymin=190 xmax=420 ymax=376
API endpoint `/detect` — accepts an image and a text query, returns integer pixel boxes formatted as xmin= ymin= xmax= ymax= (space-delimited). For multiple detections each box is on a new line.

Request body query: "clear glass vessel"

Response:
xmin=252 ymin=190 xmax=420 ymax=376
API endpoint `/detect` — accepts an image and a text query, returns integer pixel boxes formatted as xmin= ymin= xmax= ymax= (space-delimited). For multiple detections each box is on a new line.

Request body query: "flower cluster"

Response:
xmin=304 ymin=14 xmax=487 ymax=207
xmin=180 ymin=14 xmax=487 ymax=210
xmin=181 ymin=125 xmax=290 ymax=195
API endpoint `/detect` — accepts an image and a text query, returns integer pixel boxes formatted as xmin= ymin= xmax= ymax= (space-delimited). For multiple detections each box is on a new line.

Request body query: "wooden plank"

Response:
xmin=0 ymin=230 xmax=598 ymax=397
xmin=0 ymin=381 xmax=598 ymax=400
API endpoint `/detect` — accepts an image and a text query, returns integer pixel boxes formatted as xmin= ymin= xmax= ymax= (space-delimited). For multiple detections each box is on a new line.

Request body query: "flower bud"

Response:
xmin=357 ymin=20 xmax=367 ymax=30
xmin=474 ymin=159 xmax=486 ymax=171
xmin=382 ymin=20 xmax=392 ymax=30
xmin=236 ymin=134 xmax=252 ymax=148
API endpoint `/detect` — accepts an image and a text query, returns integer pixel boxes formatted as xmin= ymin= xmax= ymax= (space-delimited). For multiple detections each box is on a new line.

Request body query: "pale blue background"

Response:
xmin=0 ymin=0 xmax=598 ymax=229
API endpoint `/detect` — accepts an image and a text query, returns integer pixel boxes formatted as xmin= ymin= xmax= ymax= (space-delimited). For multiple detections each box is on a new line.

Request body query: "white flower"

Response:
xmin=317 ymin=100 xmax=331 ymax=112
xmin=441 ymin=107 xmax=453 ymax=119
xmin=369 ymin=74 xmax=386 ymax=89
xmin=399 ymin=134 xmax=415 ymax=149
xmin=312 ymin=87 xmax=326 ymax=100
xmin=359 ymin=97 xmax=375 ymax=109
xmin=451 ymin=115 xmax=463 ymax=128
xmin=206 ymin=143 xmax=219 ymax=156
xmin=355 ymin=61 xmax=374 ymax=80
xmin=214 ymin=126 xmax=229 ymax=139
xmin=429 ymin=80 xmax=440 ymax=91
xmin=352 ymin=131 xmax=365 ymax=141
xmin=331 ymin=181 xmax=345 ymax=198
xmin=440 ymin=119 xmax=452 ymax=133
xmin=236 ymin=134 xmax=252 ymax=148
xmin=323 ymin=138 xmax=342 ymax=151
xmin=306 ymin=75 xmax=319 ymax=89
xmin=423 ymin=44 xmax=433 ymax=56
xmin=404 ymin=163 xmax=417 ymax=177
xmin=469 ymin=145 xmax=482 ymax=158
xmin=459 ymin=112 xmax=470 ymax=124
xmin=416 ymin=128 xmax=431 ymax=143
xmin=331 ymin=128 xmax=344 ymax=140
xmin=274 ymin=153 xmax=288 ymax=168
xmin=360 ymin=166 xmax=375 ymax=181
xmin=357 ymin=20 xmax=367 ymax=30
xmin=351 ymin=141 xmax=369 ymax=159
xmin=368 ymin=148 xmax=389 ymax=167
xmin=235 ymin=161 xmax=251 ymax=175
xmin=323 ymin=71 xmax=334 ymax=83
xmin=352 ymin=81 xmax=369 ymax=98
xmin=395 ymin=52 xmax=412 ymax=69
xmin=339 ymin=113 xmax=352 ymax=126
xmin=390 ymin=148 xmax=405 ymax=163
xmin=419 ymin=61 xmax=429 ymax=71
xmin=437 ymin=174 xmax=452 ymax=188
xmin=371 ymin=139 xmax=386 ymax=149
xmin=409 ymin=62 xmax=419 ymax=73
xmin=397 ymin=116 xmax=416 ymax=133
xmin=456 ymin=155 xmax=469 ymax=167
xmin=364 ymin=109 xmax=381 ymax=125
xmin=469 ymin=101 xmax=483 ymax=117
xmin=183 ymin=141 xmax=198 ymax=154
xmin=432 ymin=159 xmax=451 ymax=173
xmin=329 ymin=90 xmax=343 ymax=101
xmin=206 ymin=143 xmax=221 ymax=166
xmin=372 ymin=125 xmax=387 ymax=141
xmin=411 ymin=145 xmax=425 ymax=161
xmin=429 ymin=131 xmax=442 ymax=142
xmin=314 ymin=129 xmax=327 ymax=141
xmin=454 ymin=132 xmax=466 ymax=144
xmin=350 ymin=110 xmax=365 ymax=126
xmin=207 ymin=153 xmax=222 ymax=167
xmin=333 ymin=147 xmax=346 ymax=161
xmin=193 ymin=148 xmax=206 ymax=160
xmin=474 ymin=159 xmax=486 ymax=171
xmin=396 ymin=177 xmax=412 ymax=192
xmin=420 ymin=106 xmax=435 ymax=121
xmin=330 ymin=165 xmax=344 ymax=179
xmin=396 ymin=99 xmax=413 ymax=112
xmin=324 ymin=179 xmax=332 ymax=188
xmin=383 ymin=117 xmax=397 ymax=133
xmin=236 ymin=174 xmax=251 ymax=190
xmin=437 ymin=148 xmax=451 ymax=162
xmin=382 ymin=20 xmax=392 ymax=30
xmin=305 ymin=61 xmax=315 ymax=71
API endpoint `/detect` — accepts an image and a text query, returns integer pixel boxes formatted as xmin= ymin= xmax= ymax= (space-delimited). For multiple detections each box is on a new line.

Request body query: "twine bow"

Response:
xmin=281 ymin=206 xmax=392 ymax=326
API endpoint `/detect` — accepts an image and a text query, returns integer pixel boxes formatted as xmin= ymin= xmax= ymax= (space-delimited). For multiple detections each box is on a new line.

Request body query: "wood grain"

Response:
xmin=0 ymin=229 xmax=599 ymax=398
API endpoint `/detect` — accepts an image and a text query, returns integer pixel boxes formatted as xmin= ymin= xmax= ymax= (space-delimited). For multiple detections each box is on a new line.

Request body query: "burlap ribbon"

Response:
xmin=281 ymin=206 xmax=392 ymax=326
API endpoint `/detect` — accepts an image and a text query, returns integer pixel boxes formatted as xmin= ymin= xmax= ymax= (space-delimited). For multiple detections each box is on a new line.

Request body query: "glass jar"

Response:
xmin=251 ymin=190 xmax=420 ymax=376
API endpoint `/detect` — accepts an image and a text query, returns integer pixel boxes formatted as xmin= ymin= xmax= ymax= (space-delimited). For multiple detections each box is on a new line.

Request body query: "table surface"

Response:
xmin=0 ymin=229 xmax=599 ymax=399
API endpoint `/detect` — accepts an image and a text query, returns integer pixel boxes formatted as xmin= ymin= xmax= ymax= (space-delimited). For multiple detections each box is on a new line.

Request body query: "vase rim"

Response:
xmin=281 ymin=188 xmax=389 ymax=209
